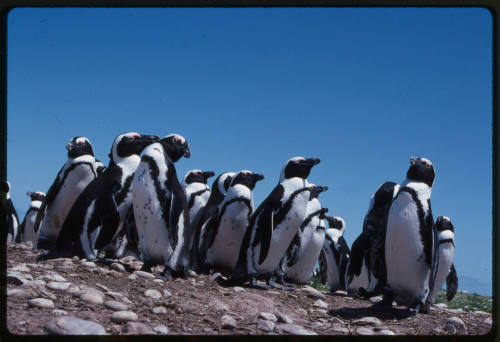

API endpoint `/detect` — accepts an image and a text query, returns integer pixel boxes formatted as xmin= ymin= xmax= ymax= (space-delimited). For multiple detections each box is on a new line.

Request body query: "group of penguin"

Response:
xmin=2 ymin=131 xmax=458 ymax=315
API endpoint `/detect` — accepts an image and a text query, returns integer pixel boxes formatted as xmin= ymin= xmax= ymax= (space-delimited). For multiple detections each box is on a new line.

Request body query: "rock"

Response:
xmin=233 ymin=286 xmax=245 ymax=292
xmin=444 ymin=317 xmax=467 ymax=334
xmin=355 ymin=327 xmax=375 ymax=335
xmin=133 ymin=271 xmax=155 ymax=279
xmin=152 ymin=306 xmax=167 ymax=315
xmin=154 ymin=325 xmax=169 ymax=334
xmin=144 ymin=289 xmax=162 ymax=299
xmin=353 ymin=316 xmax=382 ymax=326
xmin=122 ymin=322 xmax=154 ymax=335
xmin=41 ymin=274 xmax=67 ymax=282
xmin=313 ymin=299 xmax=328 ymax=308
xmin=376 ymin=329 xmax=396 ymax=335
xmin=111 ymin=311 xmax=138 ymax=323
xmin=221 ymin=315 xmax=237 ymax=329
xmin=259 ymin=312 xmax=278 ymax=322
xmin=104 ymin=300 xmax=128 ymax=311
xmin=28 ymin=298 xmax=54 ymax=309
xmin=7 ymin=288 xmax=35 ymax=299
xmin=111 ymin=263 xmax=126 ymax=272
xmin=434 ymin=303 xmax=448 ymax=309
xmin=162 ymin=290 xmax=172 ymax=298
xmin=276 ymin=312 xmax=293 ymax=324
xmin=275 ymin=324 xmax=317 ymax=335
xmin=47 ymin=282 xmax=72 ymax=291
xmin=369 ymin=296 xmax=383 ymax=303
xmin=80 ymin=292 xmax=104 ymax=305
xmin=52 ymin=309 xmax=68 ymax=316
xmin=45 ymin=316 xmax=106 ymax=335
xmin=80 ymin=261 xmax=96 ymax=268
xmin=257 ymin=319 xmax=275 ymax=332
xmin=301 ymin=285 xmax=326 ymax=300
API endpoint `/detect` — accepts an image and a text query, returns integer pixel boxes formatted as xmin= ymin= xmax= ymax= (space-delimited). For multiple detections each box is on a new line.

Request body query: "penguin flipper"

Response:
xmin=318 ymin=248 xmax=328 ymax=285
xmin=445 ymin=263 xmax=458 ymax=301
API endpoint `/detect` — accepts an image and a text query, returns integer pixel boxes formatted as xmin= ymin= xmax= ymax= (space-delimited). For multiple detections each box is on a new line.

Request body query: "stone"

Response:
xmin=313 ymin=299 xmax=328 ymax=308
xmin=47 ymin=282 xmax=72 ymax=291
xmin=221 ymin=315 xmax=237 ymax=329
xmin=276 ymin=312 xmax=293 ymax=324
xmin=45 ymin=316 xmax=106 ymax=335
xmin=52 ymin=309 xmax=68 ymax=316
xmin=122 ymin=322 xmax=154 ymax=335
xmin=257 ymin=319 xmax=275 ymax=332
xmin=111 ymin=311 xmax=138 ymax=323
xmin=28 ymin=298 xmax=54 ymax=309
xmin=355 ymin=327 xmax=375 ymax=335
xmin=133 ymin=271 xmax=155 ymax=279
xmin=152 ymin=307 xmax=167 ymax=315
xmin=80 ymin=292 xmax=104 ymax=305
xmin=81 ymin=261 xmax=96 ymax=268
xmin=376 ymin=329 xmax=396 ymax=335
xmin=144 ymin=289 xmax=162 ymax=299
xmin=111 ymin=263 xmax=126 ymax=272
xmin=154 ymin=325 xmax=169 ymax=334
xmin=104 ymin=300 xmax=128 ymax=311
xmin=302 ymin=285 xmax=326 ymax=300
xmin=444 ymin=317 xmax=467 ymax=334
xmin=162 ymin=290 xmax=172 ymax=298
xmin=233 ymin=286 xmax=245 ymax=292
xmin=259 ymin=312 xmax=278 ymax=322
xmin=7 ymin=288 xmax=35 ymax=299
xmin=354 ymin=316 xmax=382 ymax=326
xmin=275 ymin=324 xmax=317 ymax=335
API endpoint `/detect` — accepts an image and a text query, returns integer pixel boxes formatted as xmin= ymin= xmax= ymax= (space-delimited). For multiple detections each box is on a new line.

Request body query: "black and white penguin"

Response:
xmin=35 ymin=136 xmax=98 ymax=250
xmin=204 ymin=170 xmax=264 ymax=274
xmin=345 ymin=181 xmax=399 ymax=298
xmin=1 ymin=181 xmax=20 ymax=243
xmin=278 ymin=184 xmax=328 ymax=285
xmin=190 ymin=171 xmax=235 ymax=271
xmin=226 ymin=156 xmax=321 ymax=289
xmin=318 ymin=216 xmax=350 ymax=292
xmin=16 ymin=191 xmax=46 ymax=245
xmin=384 ymin=157 xmax=439 ymax=314
xmin=182 ymin=170 xmax=215 ymax=227
xmin=430 ymin=216 xmax=457 ymax=302
xmin=43 ymin=132 xmax=159 ymax=260
xmin=95 ymin=159 xmax=106 ymax=176
xmin=132 ymin=134 xmax=192 ymax=279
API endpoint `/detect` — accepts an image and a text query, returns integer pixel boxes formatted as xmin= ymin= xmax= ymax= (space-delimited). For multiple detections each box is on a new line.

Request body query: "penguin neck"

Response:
xmin=114 ymin=154 xmax=142 ymax=176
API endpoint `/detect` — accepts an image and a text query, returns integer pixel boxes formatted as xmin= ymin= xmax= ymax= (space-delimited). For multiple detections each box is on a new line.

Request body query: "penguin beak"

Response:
xmin=203 ymin=171 xmax=215 ymax=180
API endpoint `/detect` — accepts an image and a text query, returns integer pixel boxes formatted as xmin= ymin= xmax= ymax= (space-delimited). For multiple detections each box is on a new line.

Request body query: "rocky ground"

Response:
xmin=4 ymin=242 xmax=493 ymax=336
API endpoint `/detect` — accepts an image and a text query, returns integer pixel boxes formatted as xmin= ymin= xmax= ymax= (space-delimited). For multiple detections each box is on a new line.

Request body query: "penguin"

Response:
xmin=95 ymin=159 xmax=106 ymax=176
xmin=16 ymin=191 xmax=46 ymax=245
xmin=182 ymin=170 xmax=215 ymax=227
xmin=42 ymin=132 xmax=159 ymax=260
xmin=277 ymin=184 xmax=329 ymax=285
xmin=204 ymin=170 xmax=264 ymax=274
xmin=226 ymin=156 xmax=321 ymax=290
xmin=1 ymin=181 xmax=20 ymax=243
xmin=430 ymin=216 xmax=457 ymax=302
xmin=132 ymin=134 xmax=192 ymax=279
xmin=318 ymin=216 xmax=350 ymax=292
xmin=35 ymin=136 xmax=98 ymax=250
xmin=190 ymin=171 xmax=235 ymax=271
xmin=345 ymin=181 xmax=399 ymax=298
xmin=384 ymin=157 xmax=439 ymax=314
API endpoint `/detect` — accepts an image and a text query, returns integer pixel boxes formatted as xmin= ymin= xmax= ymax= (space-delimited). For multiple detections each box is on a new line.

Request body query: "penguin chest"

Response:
xmin=286 ymin=229 xmax=325 ymax=284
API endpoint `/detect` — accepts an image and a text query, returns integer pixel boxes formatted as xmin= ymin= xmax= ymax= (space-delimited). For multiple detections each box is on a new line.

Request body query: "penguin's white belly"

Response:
xmin=386 ymin=195 xmax=430 ymax=305
xmin=286 ymin=230 xmax=325 ymax=283
xmin=22 ymin=211 xmax=38 ymax=244
xmin=431 ymin=244 xmax=454 ymax=300
xmin=207 ymin=202 xmax=250 ymax=273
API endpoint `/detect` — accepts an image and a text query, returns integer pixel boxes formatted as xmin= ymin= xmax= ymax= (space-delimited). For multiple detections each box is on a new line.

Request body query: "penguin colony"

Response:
xmin=3 ymin=133 xmax=459 ymax=315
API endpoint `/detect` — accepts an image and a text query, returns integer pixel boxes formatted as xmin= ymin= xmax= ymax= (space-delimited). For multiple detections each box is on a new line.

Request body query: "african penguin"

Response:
xmin=1 ymin=181 xmax=20 ymax=244
xmin=183 ymin=170 xmax=215 ymax=227
xmin=318 ymin=216 xmax=350 ymax=292
xmin=133 ymin=134 xmax=192 ymax=279
xmin=35 ymin=137 xmax=98 ymax=251
xmin=384 ymin=157 xmax=439 ymax=314
xmin=430 ymin=216 xmax=457 ymax=302
xmin=43 ymin=132 xmax=159 ymax=260
xmin=204 ymin=170 xmax=264 ymax=274
xmin=16 ymin=191 xmax=46 ymax=245
xmin=226 ymin=156 xmax=321 ymax=290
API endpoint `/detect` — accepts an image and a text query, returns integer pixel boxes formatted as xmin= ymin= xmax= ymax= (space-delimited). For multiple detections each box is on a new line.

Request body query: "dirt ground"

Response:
xmin=4 ymin=242 xmax=494 ymax=336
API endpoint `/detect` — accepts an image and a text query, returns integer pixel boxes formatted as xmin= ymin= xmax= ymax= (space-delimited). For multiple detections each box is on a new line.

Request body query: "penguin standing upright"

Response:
xmin=16 ymin=191 xmax=46 ymax=245
xmin=226 ymin=156 xmax=321 ymax=290
xmin=1 ymin=181 xmax=20 ymax=243
xmin=132 ymin=134 xmax=192 ymax=279
xmin=183 ymin=170 xmax=215 ymax=227
xmin=318 ymin=216 xmax=350 ymax=292
xmin=384 ymin=157 xmax=439 ymax=314
xmin=43 ymin=132 xmax=159 ymax=260
xmin=430 ymin=216 xmax=457 ymax=302
xmin=204 ymin=170 xmax=264 ymax=274
xmin=35 ymin=137 xmax=98 ymax=250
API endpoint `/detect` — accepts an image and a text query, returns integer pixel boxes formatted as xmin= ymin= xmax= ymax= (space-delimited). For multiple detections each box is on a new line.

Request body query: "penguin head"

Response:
xmin=0 ymin=180 xmax=11 ymax=196
xmin=231 ymin=170 xmax=264 ymax=190
xmin=184 ymin=170 xmax=215 ymax=186
xmin=280 ymin=156 xmax=321 ymax=181
xmin=160 ymin=134 xmax=191 ymax=163
xmin=27 ymin=191 xmax=46 ymax=202
xmin=326 ymin=215 xmax=345 ymax=232
xmin=309 ymin=184 xmax=328 ymax=200
xmin=436 ymin=216 xmax=454 ymax=232
xmin=110 ymin=132 xmax=160 ymax=161
xmin=406 ymin=157 xmax=435 ymax=187
xmin=66 ymin=137 xmax=94 ymax=159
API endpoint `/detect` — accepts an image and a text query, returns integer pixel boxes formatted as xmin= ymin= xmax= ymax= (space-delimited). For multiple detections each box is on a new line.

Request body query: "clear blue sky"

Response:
xmin=7 ymin=8 xmax=492 ymax=295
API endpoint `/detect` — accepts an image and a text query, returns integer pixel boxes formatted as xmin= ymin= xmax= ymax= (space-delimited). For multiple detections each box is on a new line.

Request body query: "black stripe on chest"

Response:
xmin=188 ymin=188 xmax=209 ymax=210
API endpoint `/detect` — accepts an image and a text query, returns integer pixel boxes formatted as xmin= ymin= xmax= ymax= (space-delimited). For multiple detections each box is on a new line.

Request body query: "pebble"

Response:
xmin=111 ymin=311 xmax=138 ymax=323
xmin=301 ymin=285 xmax=326 ymax=300
xmin=353 ymin=316 xmax=382 ymax=326
xmin=122 ymin=322 xmax=153 ymax=335
xmin=133 ymin=271 xmax=155 ymax=279
xmin=221 ymin=315 xmax=237 ymax=329
xmin=275 ymin=324 xmax=317 ymax=335
xmin=259 ymin=312 xmax=278 ymax=322
xmin=154 ymin=325 xmax=169 ymax=334
xmin=355 ymin=327 xmax=375 ymax=335
xmin=28 ymin=298 xmax=54 ymax=309
xmin=313 ymin=299 xmax=328 ymax=308
xmin=276 ymin=312 xmax=293 ymax=324
xmin=444 ymin=317 xmax=467 ymax=334
xmin=257 ymin=319 xmax=275 ymax=332
xmin=47 ymin=282 xmax=72 ymax=291
xmin=104 ymin=300 xmax=128 ymax=311
xmin=80 ymin=292 xmax=104 ymax=305
xmin=233 ymin=286 xmax=245 ymax=292
xmin=45 ymin=316 xmax=106 ymax=335
xmin=152 ymin=306 xmax=167 ymax=314
xmin=7 ymin=288 xmax=35 ymax=299
xmin=52 ymin=309 xmax=68 ymax=316
xmin=144 ymin=289 xmax=162 ymax=299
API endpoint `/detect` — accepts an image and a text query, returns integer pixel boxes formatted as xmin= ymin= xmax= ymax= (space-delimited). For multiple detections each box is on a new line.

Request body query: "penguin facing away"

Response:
xmin=183 ymin=170 xmax=215 ymax=227
xmin=226 ymin=156 xmax=321 ymax=290
xmin=44 ymin=132 xmax=159 ymax=260
xmin=16 ymin=191 xmax=46 ymax=245
xmin=35 ymin=137 xmax=97 ymax=250
xmin=204 ymin=170 xmax=264 ymax=275
xmin=1 ymin=181 xmax=20 ymax=243
xmin=384 ymin=157 xmax=439 ymax=314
